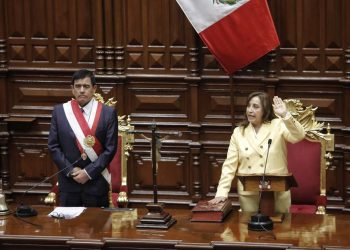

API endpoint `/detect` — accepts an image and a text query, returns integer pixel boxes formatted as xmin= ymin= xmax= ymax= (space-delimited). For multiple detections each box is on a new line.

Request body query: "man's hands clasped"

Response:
xmin=70 ymin=167 xmax=89 ymax=184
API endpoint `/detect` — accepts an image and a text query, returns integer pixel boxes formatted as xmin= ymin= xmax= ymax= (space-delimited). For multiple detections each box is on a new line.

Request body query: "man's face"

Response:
xmin=72 ymin=77 xmax=97 ymax=107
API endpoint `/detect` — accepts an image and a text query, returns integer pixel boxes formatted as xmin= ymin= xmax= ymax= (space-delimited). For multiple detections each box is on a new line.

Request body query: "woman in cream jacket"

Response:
xmin=209 ymin=92 xmax=305 ymax=213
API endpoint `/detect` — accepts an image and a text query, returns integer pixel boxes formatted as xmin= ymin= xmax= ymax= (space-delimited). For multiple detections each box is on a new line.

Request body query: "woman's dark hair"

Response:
xmin=71 ymin=69 xmax=96 ymax=86
xmin=240 ymin=92 xmax=276 ymax=131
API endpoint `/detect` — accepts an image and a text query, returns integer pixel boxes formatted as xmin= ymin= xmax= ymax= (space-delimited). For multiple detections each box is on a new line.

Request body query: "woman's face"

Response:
xmin=246 ymin=96 xmax=263 ymax=127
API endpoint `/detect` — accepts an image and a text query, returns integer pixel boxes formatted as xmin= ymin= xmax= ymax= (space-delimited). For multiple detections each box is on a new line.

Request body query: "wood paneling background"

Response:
xmin=0 ymin=0 xmax=349 ymax=211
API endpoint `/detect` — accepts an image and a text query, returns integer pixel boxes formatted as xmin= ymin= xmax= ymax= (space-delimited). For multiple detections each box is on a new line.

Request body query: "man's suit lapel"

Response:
xmin=94 ymin=106 xmax=105 ymax=144
xmin=246 ymin=123 xmax=271 ymax=156
xmin=60 ymin=106 xmax=77 ymax=140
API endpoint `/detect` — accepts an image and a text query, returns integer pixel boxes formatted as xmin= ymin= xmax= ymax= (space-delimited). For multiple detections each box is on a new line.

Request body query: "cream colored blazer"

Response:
xmin=216 ymin=115 xmax=305 ymax=200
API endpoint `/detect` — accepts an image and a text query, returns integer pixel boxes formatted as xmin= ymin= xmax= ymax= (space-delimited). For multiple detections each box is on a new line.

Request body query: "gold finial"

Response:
xmin=93 ymin=93 xmax=117 ymax=107
xmin=127 ymin=115 xmax=131 ymax=126
xmin=327 ymin=123 xmax=331 ymax=135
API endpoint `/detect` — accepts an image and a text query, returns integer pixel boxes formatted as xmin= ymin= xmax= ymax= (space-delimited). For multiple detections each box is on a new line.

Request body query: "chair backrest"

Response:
xmin=284 ymin=99 xmax=334 ymax=214
xmin=287 ymin=138 xmax=323 ymax=204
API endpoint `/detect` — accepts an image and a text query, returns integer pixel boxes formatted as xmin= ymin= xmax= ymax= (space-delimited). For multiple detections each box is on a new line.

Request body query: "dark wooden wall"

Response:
xmin=0 ymin=0 xmax=349 ymax=211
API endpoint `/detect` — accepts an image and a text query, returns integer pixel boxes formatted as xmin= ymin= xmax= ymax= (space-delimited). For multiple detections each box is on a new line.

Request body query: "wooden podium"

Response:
xmin=237 ymin=173 xmax=297 ymax=223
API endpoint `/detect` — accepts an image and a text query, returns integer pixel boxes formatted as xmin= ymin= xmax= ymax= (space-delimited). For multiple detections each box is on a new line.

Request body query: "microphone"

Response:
xmin=15 ymin=156 xmax=82 ymax=217
xmin=248 ymin=139 xmax=274 ymax=231
xmin=260 ymin=138 xmax=273 ymax=193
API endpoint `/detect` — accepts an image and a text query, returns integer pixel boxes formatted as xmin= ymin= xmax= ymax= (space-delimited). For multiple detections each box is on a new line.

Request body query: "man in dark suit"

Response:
xmin=48 ymin=69 xmax=118 ymax=207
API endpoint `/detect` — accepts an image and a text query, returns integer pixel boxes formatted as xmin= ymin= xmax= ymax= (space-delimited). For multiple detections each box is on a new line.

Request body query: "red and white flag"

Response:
xmin=176 ymin=0 xmax=280 ymax=74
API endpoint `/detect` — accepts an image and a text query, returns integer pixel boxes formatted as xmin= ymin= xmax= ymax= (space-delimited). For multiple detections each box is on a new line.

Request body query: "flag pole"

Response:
xmin=230 ymin=74 xmax=235 ymax=129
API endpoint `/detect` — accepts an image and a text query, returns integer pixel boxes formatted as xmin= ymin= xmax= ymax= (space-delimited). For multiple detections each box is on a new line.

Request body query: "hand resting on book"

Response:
xmin=191 ymin=200 xmax=232 ymax=222
xmin=208 ymin=196 xmax=227 ymax=205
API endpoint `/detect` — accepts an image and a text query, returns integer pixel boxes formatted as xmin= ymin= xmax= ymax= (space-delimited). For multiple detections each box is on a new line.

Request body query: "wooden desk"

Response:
xmin=0 ymin=206 xmax=349 ymax=250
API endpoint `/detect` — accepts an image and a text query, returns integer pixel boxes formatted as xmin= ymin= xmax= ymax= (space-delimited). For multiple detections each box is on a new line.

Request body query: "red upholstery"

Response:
xmin=109 ymin=135 xmax=128 ymax=207
xmin=287 ymin=139 xmax=323 ymax=212
xmin=290 ymin=204 xmax=317 ymax=214
xmin=109 ymin=135 xmax=122 ymax=192
xmin=50 ymin=181 xmax=59 ymax=194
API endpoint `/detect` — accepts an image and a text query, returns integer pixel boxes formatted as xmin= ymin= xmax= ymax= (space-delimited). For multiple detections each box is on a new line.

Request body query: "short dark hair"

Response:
xmin=240 ymin=91 xmax=276 ymax=130
xmin=71 ymin=69 xmax=96 ymax=86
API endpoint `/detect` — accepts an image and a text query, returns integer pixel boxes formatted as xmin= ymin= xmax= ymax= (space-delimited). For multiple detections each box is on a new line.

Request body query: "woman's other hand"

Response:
xmin=208 ymin=196 xmax=227 ymax=205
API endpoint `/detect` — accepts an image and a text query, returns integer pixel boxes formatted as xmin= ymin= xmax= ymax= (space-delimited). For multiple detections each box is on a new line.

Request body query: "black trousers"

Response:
xmin=59 ymin=191 xmax=109 ymax=208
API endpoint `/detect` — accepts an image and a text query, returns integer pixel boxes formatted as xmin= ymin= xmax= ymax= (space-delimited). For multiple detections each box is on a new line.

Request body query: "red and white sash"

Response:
xmin=63 ymin=99 xmax=110 ymax=183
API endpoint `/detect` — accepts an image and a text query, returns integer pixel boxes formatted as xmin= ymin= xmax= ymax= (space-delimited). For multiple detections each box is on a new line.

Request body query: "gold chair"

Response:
xmin=285 ymin=99 xmax=334 ymax=214
xmin=44 ymin=94 xmax=134 ymax=208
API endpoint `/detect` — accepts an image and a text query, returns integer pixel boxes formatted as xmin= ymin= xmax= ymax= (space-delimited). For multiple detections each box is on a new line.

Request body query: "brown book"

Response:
xmin=191 ymin=200 xmax=232 ymax=222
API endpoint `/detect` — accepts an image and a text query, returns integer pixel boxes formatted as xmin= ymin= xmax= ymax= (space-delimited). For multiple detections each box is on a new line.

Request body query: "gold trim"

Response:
xmin=44 ymin=192 xmax=56 ymax=205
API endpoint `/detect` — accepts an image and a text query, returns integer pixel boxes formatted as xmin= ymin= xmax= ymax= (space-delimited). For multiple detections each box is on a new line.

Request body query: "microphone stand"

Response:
xmin=15 ymin=156 xmax=82 ymax=217
xmin=248 ymin=139 xmax=274 ymax=231
xmin=137 ymin=122 xmax=178 ymax=229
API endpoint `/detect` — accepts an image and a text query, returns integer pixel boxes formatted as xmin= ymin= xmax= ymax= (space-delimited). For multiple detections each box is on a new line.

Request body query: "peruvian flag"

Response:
xmin=176 ymin=0 xmax=280 ymax=74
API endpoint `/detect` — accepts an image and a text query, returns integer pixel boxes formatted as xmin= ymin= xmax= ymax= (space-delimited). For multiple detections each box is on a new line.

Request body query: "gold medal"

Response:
xmin=81 ymin=152 xmax=87 ymax=161
xmin=83 ymin=135 xmax=95 ymax=148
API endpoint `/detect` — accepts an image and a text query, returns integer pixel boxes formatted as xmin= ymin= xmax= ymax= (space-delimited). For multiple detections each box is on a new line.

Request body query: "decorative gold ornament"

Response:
xmin=93 ymin=93 xmax=117 ymax=107
xmin=83 ymin=135 xmax=95 ymax=148
xmin=44 ymin=192 xmax=56 ymax=205
xmin=284 ymin=99 xmax=326 ymax=141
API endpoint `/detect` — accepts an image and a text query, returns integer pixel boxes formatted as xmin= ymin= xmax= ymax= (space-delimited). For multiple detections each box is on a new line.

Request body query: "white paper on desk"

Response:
xmin=48 ymin=207 xmax=86 ymax=219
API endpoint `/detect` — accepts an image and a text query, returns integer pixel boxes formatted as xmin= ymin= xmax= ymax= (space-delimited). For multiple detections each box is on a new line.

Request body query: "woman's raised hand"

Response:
xmin=273 ymin=96 xmax=287 ymax=118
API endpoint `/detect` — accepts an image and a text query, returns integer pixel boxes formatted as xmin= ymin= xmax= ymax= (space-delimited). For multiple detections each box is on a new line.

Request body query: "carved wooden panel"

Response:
xmin=276 ymin=0 xmax=345 ymax=76
xmin=6 ymin=0 xmax=95 ymax=68
xmin=126 ymin=82 xmax=189 ymax=122
xmin=202 ymin=144 xmax=229 ymax=194
xmin=343 ymin=150 xmax=350 ymax=209
xmin=326 ymin=152 xmax=344 ymax=209
xmin=9 ymin=138 xmax=54 ymax=191
xmin=199 ymin=82 xmax=232 ymax=124
xmin=7 ymin=76 xmax=71 ymax=115
xmin=0 ymin=78 xmax=6 ymax=114
xmin=130 ymin=143 xmax=190 ymax=200
xmin=123 ymin=0 xmax=189 ymax=74
xmin=278 ymin=84 xmax=343 ymax=124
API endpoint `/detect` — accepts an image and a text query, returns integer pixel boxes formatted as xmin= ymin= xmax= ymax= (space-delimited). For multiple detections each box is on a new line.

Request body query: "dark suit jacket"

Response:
xmin=48 ymin=102 xmax=118 ymax=196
